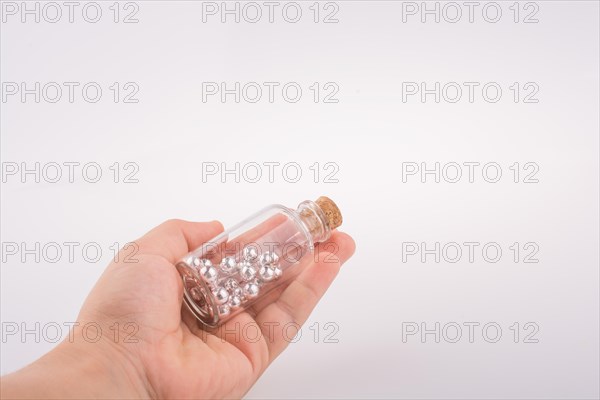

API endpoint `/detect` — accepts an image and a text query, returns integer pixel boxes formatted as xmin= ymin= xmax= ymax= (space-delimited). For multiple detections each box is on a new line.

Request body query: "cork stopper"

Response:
xmin=315 ymin=196 xmax=343 ymax=230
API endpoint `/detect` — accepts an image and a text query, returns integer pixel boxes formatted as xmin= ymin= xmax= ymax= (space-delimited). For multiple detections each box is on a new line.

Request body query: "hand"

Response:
xmin=1 ymin=219 xmax=356 ymax=399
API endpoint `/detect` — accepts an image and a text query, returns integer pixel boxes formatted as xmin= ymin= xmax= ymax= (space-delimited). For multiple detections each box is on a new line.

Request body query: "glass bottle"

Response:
xmin=175 ymin=196 xmax=343 ymax=328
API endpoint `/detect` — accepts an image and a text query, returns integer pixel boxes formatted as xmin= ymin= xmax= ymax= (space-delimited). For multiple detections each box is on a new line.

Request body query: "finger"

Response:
xmin=241 ymin=230 xmax=354 ymax=317
xmin=254 ymin=231 xmax=355 ymax=362
xmin=132 ymin=219 xmax=225 ymax=264
xmin=189 ymin=231 xmax=355 ymax=377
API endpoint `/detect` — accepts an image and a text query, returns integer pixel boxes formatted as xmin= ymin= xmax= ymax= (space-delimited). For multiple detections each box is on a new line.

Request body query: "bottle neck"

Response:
xmin=296 ymin=200 xmax=332 ymax=245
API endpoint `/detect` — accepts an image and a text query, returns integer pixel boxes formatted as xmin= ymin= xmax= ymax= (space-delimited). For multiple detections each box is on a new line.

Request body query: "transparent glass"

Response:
xmin=175 ymin=200 xmax=332 ymax=328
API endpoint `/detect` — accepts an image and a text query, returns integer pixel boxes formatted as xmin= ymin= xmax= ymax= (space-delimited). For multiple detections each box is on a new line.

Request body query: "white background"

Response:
xmin=1 ymin=1 xmax=599 ymax=398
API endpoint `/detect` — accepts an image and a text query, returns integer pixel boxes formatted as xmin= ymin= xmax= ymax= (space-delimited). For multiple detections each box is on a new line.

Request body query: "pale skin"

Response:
xmin=1 ymin=219 xmax=356 ymax=399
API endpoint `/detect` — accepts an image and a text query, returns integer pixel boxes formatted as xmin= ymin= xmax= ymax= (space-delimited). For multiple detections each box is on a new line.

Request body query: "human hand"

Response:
xmin=1 ymin=219 xmax=355 ymax=399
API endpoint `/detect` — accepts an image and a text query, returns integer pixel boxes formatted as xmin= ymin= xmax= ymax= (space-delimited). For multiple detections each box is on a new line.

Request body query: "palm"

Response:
xmin=78 ymin=220 xmax=354 ymax=399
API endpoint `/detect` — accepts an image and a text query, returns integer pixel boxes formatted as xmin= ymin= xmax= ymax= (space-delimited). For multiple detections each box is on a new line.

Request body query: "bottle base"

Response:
xmin=175 ymin=261 xmax=220 ymax=328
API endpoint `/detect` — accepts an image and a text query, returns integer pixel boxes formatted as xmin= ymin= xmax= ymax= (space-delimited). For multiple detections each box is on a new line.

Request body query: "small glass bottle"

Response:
xmin=175 ymin=196 xmax=343 ymax=328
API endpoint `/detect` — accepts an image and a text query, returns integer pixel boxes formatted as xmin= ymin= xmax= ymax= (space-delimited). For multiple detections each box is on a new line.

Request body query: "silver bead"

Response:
xmin=252 ymin=277 xmax=263 ymax=287
xmin=243 ymin=245 xmax=259 ymax=262
xmin=239 ymin=261 xmax=257 ymax=281
xmin=192 ymin=257 xmax=212 ymax=269
xmin=224 ymin=278 xmax=239 ymax=291
xmin=229 ymin=295 xmax=242 ymax=308
xmin=259 ymin=251 xmax=279 ymax=266
xmin=232 ymin=287 xmax=243 ymax=297
xmin=273 ymin=266 xmax=283 ymax=279
xmin=218 ymin=304 xmax=230 ymax=316
xmin=219 ymin=257 xmax=237 ymax=274
xmin=243 ymin=282 xmax=260 ymax=299
xmin=200 ymin=264 xmax=218 ymax=283
xmin=213 ymin=287 xmax=229 ymax=305
xmin=259 ymin=265 xmax=275 ymax=282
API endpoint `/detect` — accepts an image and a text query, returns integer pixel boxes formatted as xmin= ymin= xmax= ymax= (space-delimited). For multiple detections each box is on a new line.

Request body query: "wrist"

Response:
xmin=1 ymin=327 xmax=152 ymax=399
